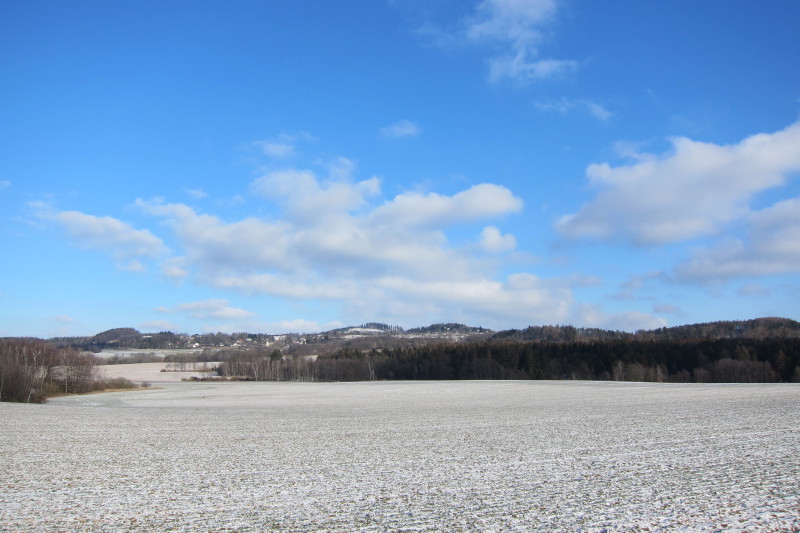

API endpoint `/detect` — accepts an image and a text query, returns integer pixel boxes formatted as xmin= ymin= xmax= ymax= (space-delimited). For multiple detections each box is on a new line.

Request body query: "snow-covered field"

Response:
xmin=97 ymin=362 xmax=217 ymax=383
xmin=1 ymin=381 xmax=798 ymax=531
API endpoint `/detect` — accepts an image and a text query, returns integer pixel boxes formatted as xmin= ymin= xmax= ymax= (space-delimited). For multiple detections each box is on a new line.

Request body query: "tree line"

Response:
xmin=0 ymin=339 xmax=137 ymax=403
xmin=214 ymin=337 xmax=800 ymax=383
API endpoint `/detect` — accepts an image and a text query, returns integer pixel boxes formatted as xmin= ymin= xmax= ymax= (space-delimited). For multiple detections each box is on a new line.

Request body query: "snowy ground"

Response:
xmin=97 ymin=362 xmax=217 ymax=383
xmin=1 ymin=381 xmax=798 ymax=531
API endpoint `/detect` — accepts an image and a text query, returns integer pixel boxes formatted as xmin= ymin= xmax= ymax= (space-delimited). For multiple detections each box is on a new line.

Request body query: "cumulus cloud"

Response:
xmin=370 ymin=183 xmax=523 ymax=229
xmin=374 ymin=273 xmax=572 ymax=326
xmin=156 ymin=299 xmax=253 ymax=320
xmin=479 ymin=225 xmax=517 ymax=252
xmin=557 ymin=121 xmax=800 ymax=246
xmin=380 ymin=119 xmax=420 ymax=138
xmin=134 ymin=168 xmax=564 ymax=328
xmin=674 ymin=196 xmax=800 ymax=282
xmin=463 ymin=0 xmax=577 ymax=83
xmin=54 ymin=211 xmax=166 ymax=256
xmin=34 ymin=206 xmax=167 ymax=270
xmin=136 ymin=198 xmax=299 ymax=274
xmin=251 ymin=165 xmax=380 ymax=224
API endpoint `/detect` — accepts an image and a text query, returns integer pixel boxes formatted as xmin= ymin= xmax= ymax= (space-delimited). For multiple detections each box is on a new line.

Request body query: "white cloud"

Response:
xmin=54 ymin=211 xmax=166 ymax=257
xmin=212 ymin=274 xmax=352 ymax=300
xmin=380 ymin=119 xmax=421 ymax=138
xmin=370 ymin=183 xmax=523 ymax=229
xmin=137 ymin=198 xmax=299 ymax=274
xmin=157 ymin=299 xmax=253 ymax=320
xmin=250 ymin=167 xmax=380 ymax=224
xmin=535 ymin=98 xmax=612 ymax=121
xmin=0 ymin=180 xmax=10 ymax=189
xmin=674 ymin=196 xmax=800 ymax=282
xmin=135 ymin=168 xmax=567 ymax=328
xmin=36 ymin=208 xmax=167 ymax=267
xmin=52 ymin=315 xmax=75 ymax=323
xmin=479 ymin=225 xmax=517 ymax=252
xmin=374 ymin=273 xmax=572 ymax=327
xmin=462 ymin=0 xmax=577 ymax=83
xmin=557 ymin=121 xmax=800 ymax=246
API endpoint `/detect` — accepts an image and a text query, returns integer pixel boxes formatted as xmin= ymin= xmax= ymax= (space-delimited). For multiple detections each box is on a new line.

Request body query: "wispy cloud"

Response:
xmin=0 ymin=180 xmax=10 ymax=190
xmin=535 ymin=98 xmax=612 ymax=121
xmin=463 ymin=0 xmax=577 ymax=83
xmin=380 ymin=119 xmax=421 ymax=138
xmin=156 ymin=299 xmax=253 ymax=320
xmin=260 ymin=140 xmax=295 ymax=158
xmin=653 ymin=303 xmax=682 ymax=315
xmin=254 ymin=132 xmax=313 ymax=159
xmin=186 ymin=188 xmax=208 ymax=199
xmin=737 ymin=284 xmax=770 ymax=297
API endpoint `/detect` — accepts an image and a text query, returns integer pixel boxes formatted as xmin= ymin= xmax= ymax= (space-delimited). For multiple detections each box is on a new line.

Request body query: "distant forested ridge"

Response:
xmin=210 ymin=318 xmax=800 ymax=383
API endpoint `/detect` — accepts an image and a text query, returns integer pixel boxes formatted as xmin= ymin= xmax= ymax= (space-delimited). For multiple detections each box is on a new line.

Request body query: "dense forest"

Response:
xmin=216 ymin=336 xmax=800 ymax=383
xmin=214 ymin=318 xmax=800 ymax=383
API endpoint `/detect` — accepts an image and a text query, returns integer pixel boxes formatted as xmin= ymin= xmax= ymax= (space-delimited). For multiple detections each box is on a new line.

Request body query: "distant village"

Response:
xmin=46 ymin=323 xmax=493 ymax=358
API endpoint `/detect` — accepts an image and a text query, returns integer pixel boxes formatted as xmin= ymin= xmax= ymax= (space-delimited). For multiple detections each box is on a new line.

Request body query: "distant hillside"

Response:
xmin=488 ymin=318 xmax=800 ymax=344
xmin=405 ymin=323 xmax=490 ymax=334
xmin=38 ymin=317 xmax=800 ymax=354
xmin=641 ymin=318 xmax=800 ymax=341
xmin=26 ymin=317 xmax=800 ymax=385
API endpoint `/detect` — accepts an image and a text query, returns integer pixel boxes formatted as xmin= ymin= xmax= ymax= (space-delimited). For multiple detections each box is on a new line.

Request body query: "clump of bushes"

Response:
xmin=1 ymin=339 xmax=145 ymax=403
xmin=93 ymin=377 xmax=137 ymax=390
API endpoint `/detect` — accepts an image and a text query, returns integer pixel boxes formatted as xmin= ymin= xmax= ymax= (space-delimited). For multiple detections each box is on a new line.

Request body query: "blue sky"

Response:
xmin=2 ymin=0 xmax=799 ymax=337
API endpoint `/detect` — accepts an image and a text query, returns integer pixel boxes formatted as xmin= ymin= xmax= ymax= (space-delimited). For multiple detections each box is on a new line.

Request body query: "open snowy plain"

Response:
xmin=2 ymin=381 xmax=798 ymax=531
